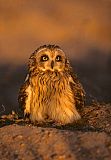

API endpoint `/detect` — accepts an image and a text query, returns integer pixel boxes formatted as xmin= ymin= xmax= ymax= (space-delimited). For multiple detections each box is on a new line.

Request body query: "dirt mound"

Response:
xmin=0 ymin=103 xmax=111 ymax=160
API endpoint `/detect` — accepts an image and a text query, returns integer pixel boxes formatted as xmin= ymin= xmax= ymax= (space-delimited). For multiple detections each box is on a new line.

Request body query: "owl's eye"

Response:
xmin=40 ymin=55 xmax=49 ymax=61
xmin=56 ymin=55 xmax=62 ymax=62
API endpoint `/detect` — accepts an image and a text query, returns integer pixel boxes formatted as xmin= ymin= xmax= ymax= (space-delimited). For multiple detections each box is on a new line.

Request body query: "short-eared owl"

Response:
xmin=18 ymin=45 xmax=85 ymax=124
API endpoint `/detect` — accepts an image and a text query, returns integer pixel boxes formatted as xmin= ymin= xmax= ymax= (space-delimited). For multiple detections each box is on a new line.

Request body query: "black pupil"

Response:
xmin=56 ymin=55 xmax=62 ymax=61
xmin=41 ymin=55 xmax=49 ymax=61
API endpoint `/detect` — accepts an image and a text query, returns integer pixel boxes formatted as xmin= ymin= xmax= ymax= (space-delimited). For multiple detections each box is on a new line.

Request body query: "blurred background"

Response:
xmin=0 ymin=0 xmax=111 ymax=114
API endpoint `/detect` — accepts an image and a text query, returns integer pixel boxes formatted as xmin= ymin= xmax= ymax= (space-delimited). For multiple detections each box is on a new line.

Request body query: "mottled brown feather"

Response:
xmin=70 ymin=72 xmax=85 ymax=109
xmin=18 ymin=77 xmax=30 ymax=111
xmin=65 ymin=59 xmax=85 ymax=109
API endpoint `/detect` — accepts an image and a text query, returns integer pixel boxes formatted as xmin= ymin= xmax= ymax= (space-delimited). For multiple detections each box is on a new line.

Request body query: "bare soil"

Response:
xmin=0 ymin=102 xmax=111 ymax=160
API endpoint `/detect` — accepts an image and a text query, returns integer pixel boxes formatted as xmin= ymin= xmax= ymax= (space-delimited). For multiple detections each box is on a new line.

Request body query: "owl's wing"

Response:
xmin=69 ymin=71 xmax=85 ymax=109
xmin=18 ymin=74 xmax=32 ymax=116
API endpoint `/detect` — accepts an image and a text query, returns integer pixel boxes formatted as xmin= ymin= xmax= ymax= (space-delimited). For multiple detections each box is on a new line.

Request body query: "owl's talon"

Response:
xmin=24 ymin=113 xmax=30 ymax=119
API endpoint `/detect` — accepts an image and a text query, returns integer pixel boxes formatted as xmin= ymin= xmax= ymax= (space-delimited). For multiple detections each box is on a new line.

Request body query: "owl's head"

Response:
xmin=29 ymin=45 xmax=70 ymax=72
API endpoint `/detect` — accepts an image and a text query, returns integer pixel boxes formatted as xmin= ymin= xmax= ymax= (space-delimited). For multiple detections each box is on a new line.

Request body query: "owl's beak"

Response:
xmin=51 ymin=60 xmax=54 ymax=69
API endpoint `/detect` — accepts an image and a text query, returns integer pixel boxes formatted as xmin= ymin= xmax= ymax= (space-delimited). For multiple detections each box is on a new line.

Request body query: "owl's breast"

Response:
xmin=31 ymin=72 xmax=70 ymax=102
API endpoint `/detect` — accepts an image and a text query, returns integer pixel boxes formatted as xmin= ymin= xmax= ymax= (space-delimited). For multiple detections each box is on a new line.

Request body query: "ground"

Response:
xmin=0 ymin=102 xmax=111 ymax=160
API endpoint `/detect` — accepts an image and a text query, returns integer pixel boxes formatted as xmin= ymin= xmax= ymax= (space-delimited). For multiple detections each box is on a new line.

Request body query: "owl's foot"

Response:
xmin=24 ymin=113 xmax=31 ymax=122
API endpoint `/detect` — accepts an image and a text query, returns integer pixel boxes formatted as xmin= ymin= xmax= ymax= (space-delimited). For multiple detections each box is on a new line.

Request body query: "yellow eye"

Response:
xmin=56 ymin=55 xmax=62 ymax=62
xmin=41 ymin=55 xmax=49 ymax=61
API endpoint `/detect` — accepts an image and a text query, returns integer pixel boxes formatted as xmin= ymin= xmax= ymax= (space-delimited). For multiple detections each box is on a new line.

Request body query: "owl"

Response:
xmin=18 ymin=45 xmax=85 ymax=125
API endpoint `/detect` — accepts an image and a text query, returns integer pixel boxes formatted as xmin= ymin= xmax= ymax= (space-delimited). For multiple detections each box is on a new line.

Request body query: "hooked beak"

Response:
xmin=51 ymin=60 xmax=54 ymax=69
